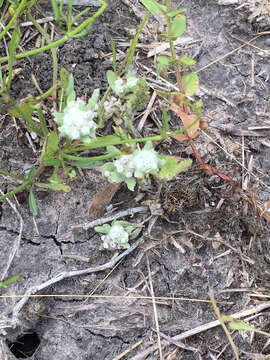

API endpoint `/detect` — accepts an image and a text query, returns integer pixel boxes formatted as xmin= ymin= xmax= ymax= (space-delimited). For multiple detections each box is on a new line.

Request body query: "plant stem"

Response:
xmin=0 ymin=168 xmax=25 ymax=182
xmin=64 ymin=115 xmax=199 ymax=154
xmin=0 ymin=0 xmax=27 ymax=42
xmin=165 ymin=0 xmax=187 ymax=113
xmin=37 ymin=83 xmax=59 ymax=101
xmin=0 ymin=181 xmax=31 ymax=202
xmin=100 ymin=10 xmax=150 ymax=106
xmin=119 ymin=11 xmax=150 ymax=76
xmin=27 ymin=12 xmax=58 ymax=98
xmin=0 ymin=1 xmax=107 ymax=64
xmin=62 ymin=151 xmax=120 ymax=162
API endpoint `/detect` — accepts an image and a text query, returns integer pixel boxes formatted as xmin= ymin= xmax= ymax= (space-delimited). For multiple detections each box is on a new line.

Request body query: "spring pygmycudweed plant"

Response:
xmin=94 ymin=220 xmax=134 ymax=251
xmin=0 ymin=0 xmax=200 ymax=218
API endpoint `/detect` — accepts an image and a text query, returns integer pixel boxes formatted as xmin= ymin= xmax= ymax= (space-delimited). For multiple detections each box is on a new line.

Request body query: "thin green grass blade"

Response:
xmin=29 ymin=188 xmax=38 ymax=216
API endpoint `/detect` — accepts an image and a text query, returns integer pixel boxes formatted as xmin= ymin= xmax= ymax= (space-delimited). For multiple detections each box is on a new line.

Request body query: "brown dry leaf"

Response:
xmin=265 ymin=200 xmax=270 ymax=210
xmin=263 ymin=200 xmax=270 ymax=222
xmin=170 ymin=104 xmax=200 ymax=141
xmin=88 ymin=183 xmax=121 ymax=218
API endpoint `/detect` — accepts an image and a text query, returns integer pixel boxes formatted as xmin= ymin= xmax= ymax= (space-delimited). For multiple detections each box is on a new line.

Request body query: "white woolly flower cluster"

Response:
xmin=132 ymin=150 xmax=160 ymax=178
xmin=101 ymin=223 xmax=130 ymax=250
xmin=103 ymin=143 xmax=164 ymax=191
xmin=113 ymin=73 xmax=138 ymax=96
xmin=54 ymin=99 xmax=98 ymax=142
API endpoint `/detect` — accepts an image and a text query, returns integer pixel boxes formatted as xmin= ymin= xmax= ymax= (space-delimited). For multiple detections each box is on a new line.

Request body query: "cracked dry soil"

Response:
xmin=0 ymin=0 xmax=270 ymax=359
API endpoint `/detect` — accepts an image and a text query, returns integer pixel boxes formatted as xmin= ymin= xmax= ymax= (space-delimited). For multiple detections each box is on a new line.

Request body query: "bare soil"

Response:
xmin=0 ymin=1 xmax=270 ymax=359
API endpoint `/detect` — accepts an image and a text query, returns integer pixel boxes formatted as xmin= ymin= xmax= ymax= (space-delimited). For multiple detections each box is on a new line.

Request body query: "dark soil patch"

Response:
xmin=0 ymin=1 xmax=270 ymax=359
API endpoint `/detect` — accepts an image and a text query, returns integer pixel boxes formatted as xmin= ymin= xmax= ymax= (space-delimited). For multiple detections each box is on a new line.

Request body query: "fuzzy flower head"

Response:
xmin=54 ymin=89 xmax=99 ymax=143
xmin=102 ymin=142 xmax=165 ymax=191
xmin=130 ymin=149 xmax=160 ymax=178
xmin=95 ymin=221 xmax=133 ymax=251
xmin=112 ymin=71 xmax=138 ymax=97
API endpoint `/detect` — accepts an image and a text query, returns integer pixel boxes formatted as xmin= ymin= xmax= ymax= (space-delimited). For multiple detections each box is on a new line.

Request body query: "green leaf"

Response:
xmin=8 ymin=101 xmax=34 ymax=119
xmin=41 ymin=131 xmax=59 ymax=165
xmin=0 ymin=0 xmax=4 ymax=7
xmin=59 ymin=68 xmax=69 ymax=105
xmin=42 ymin=158 xmax=60 ymax=166
xmin=80 ymin=135 xmax=122 ymax=150
xmin=161 ymin=110 xmax=168 ymax=137
xmin=66 ymin=160 xmax=103 ymax=168
xmin=111 ymin=38 xmax=117 ymax=73
xmin=37 ymin=107 xmax=49 ymax=137
xmin=95 ymin=224 xmax=111 ymax=234
xmin=140 ymin=0 xmax=166 ymax=14
xmin=7 ymin=23 xmax=20 ymax=91
xmin=110 ymin=172 xmax=122 ymax=183
xmin=47 ymin=163 xmax=62 ymax=184
xmin=37 ymin=182 xmax=71 ymax=192
xmin=66 ymin=73 xmax=76 ymax=103
xmin=113 ymin=220 xmax=132 ymax=227
xmin=182 ymin=72 xmax=199 ymax=96
xmin=228 ymin=319 xmax=270 ymax=337
xmin=157 ymin=55 xmax=171 ymax=66
xmin=9 ymin=23 xmax=21 ymax=52
xmin=0 ymin=274 xmax=20 ymax=288
xmin=88 ymin=88 xmax=100 ymax=110
xmin=72 ymin=7 xmax=91 ymax=26
xmin=106 ymin=70 xmax=117 ymax=89
xmin=111 ymin=251 xmax=120 ymax=259
xmin=9 ymin=102 xmax=42 ymax=135
xmin=179 ymin=55 xmax=196 ymax=66
xmin=123 ymin=243 xmax=131 ymax=249
xmin=125 ymin=225 xmax=134 ymax=234
xmin=60 ymin=68 xmax=69 ymax=89
xmin=143 ymin=141 xmax=153 ymax=150
xmin=157 ymin=157 xmax=192 ymax=180
xmin=25 ymin=167 xmax=35 ymax=181
xmin=106 ymin=145 xmax=121 ymax=154
xmin=171 ymin=15 xmax=186 ymax=38
xmin=64 ymin=167 xmax=76 ymax=179
xmin=125 ymin=177 xmax=136 ymax=191
xmin=167 ymin=8 xmax=186 ymax=17
xmin=103 ymin=162 xmax=116 ymax=172
xmin=29 ymin=188 xmax=38 ymax=216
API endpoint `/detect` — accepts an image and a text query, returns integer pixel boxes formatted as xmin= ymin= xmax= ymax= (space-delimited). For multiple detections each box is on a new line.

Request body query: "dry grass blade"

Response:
xmin=113 ymin=340 xmax=143 ymax=360
xmin=210 ymin=289 xmax=239 ymax=360
xmin=146 ymin=255 xmax=163 ymax=360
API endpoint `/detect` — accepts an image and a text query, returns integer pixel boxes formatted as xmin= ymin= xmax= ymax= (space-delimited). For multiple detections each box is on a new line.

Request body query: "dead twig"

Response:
xmin=113 ymin=340 xmax=143 ymax=360
xmin=210 ymin=289 xmax=239 ymax=360
xmin=137 ymin=91 xmax=157 ymax=132
xmin=72 ymin=206 xmax=149 ymax=230
xmin=152 ymin=329 xmax=199 ymax=353
xmin=0 ymin=340 xmax=9 ymax=360
xmin=146 ymin=255 xmax=163 ymax=360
